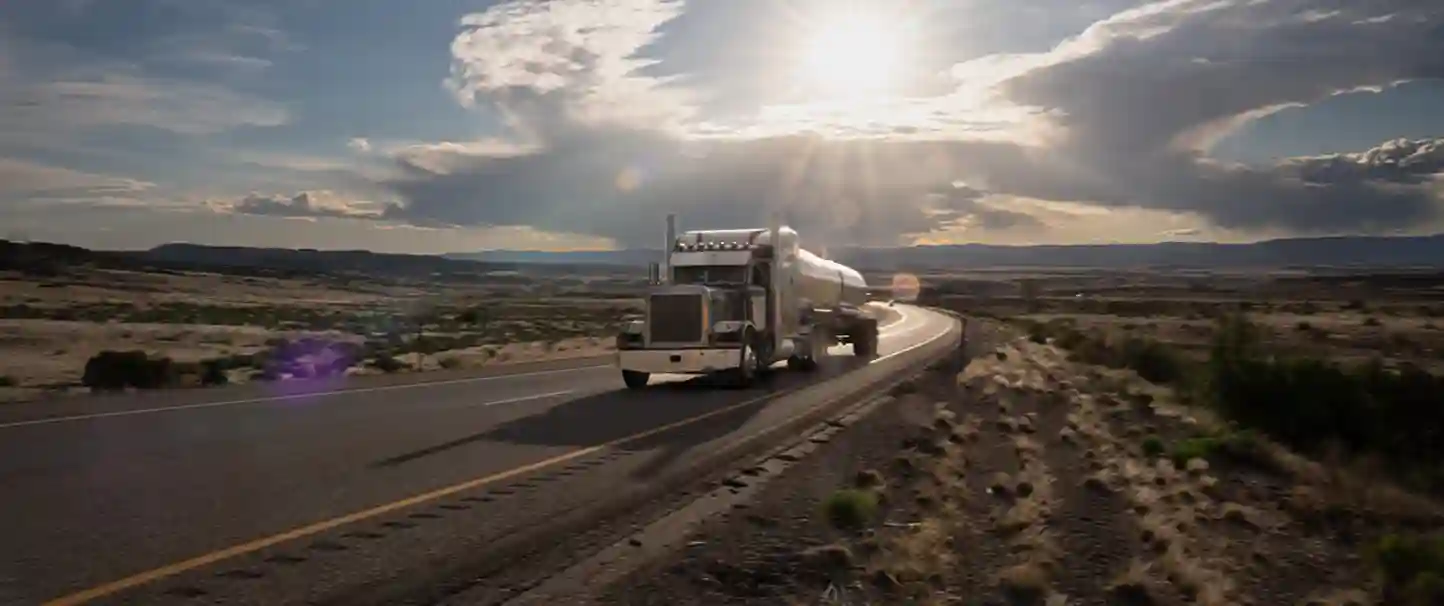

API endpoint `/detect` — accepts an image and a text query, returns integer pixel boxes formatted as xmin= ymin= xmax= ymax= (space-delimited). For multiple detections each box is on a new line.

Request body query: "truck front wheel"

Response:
xmin=622 ymin=369 xmax=650 ymax=390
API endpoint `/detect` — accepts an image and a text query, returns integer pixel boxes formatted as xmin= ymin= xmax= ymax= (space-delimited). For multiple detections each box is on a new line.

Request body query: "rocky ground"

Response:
xmin=597 ymin=320 xmax=1443 ymax=605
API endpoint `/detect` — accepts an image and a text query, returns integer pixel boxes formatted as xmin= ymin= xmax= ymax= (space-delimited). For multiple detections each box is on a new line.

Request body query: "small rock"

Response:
xmin=989 ymin=473 xmax=1013 ymax=498
xmin=1108 ymin=579 xmax=1159 ymax=605
xmin=1016 ymin=481 xmax=1036 ymax=498
xmin=1220 ymin=504 xmax=1261 ymax=530
xmin=1083 ymin=475 xmax=1112 ymax=493
xmin=1186 ymin=458 xmax=1210 ymax=475
xmin=628 ymin=538 xmax=643 ymax=547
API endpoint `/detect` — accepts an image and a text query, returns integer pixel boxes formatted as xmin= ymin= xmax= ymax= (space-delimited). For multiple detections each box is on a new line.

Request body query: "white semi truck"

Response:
xmin=614 ymin=213 xmax=880 ymax=389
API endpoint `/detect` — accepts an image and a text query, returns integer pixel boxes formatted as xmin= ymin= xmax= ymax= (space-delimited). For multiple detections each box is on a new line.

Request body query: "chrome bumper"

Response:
xmin=616 ymin=348 xmax=740 ymax=374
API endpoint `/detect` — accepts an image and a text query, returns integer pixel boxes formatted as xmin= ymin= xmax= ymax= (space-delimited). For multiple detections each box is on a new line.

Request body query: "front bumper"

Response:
xmin=617 ymin=348 xmax=740 ymax=375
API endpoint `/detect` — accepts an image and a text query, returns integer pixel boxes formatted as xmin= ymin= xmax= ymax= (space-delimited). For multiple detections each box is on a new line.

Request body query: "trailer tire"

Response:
xmin=622 ymin=369 xmax=650 ymax=390
xmin=853 ymin=320 xmax=879 ymax=358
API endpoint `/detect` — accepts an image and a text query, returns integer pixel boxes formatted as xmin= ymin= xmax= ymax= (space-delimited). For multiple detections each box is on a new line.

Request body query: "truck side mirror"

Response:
xmin=647 ymin=262 xmax=661 ymax=284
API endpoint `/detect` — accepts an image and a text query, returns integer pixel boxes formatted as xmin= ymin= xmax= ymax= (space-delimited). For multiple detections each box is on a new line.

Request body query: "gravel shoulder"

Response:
xmin=591 ymin=319 xmax=1443 ymax=605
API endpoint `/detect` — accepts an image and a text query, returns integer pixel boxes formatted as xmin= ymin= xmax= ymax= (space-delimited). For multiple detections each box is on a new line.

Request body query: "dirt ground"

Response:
xmin=600 ymin=321 xmax=1442 ymax=605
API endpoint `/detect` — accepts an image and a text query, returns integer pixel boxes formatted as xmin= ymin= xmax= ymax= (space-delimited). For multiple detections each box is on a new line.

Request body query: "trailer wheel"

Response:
xmin=622 ymin=370 xmax=650 ymax=390
xmin=853 ymin=320 xmax=879 ymax=358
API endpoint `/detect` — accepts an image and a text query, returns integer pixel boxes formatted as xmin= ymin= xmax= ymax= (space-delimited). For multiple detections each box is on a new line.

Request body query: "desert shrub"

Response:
xmin=1168 ymin=437 xmax=1215 ymax=467
xmin=1141 ymin=436 xmax=1165 ymax=458
xmin=0 ymin=375 xmax=16 ymax=388
xmin=1368 ymin=534 xmax=1444 ymax=605
xmin=199 ymin=360 xmax=229 ymax=386
xmin=822 ymin=489 xmax=879 ymax=531
xmin=1364 ymin=316 xmax=1383 ymax=327
xmin=439 ymin=356 xmax=463 ymax=370
xmin=1206 ymin=314 xmax=1444 ymax=489
xmin=82 ymin=350 xmax=178 ymax=391
xmin=370 ymin=354 xmax=407 ymax=373
xmin=1296 ymin=321 xmax=1312 ymax=331
xmin=1166 ymin=430 xmax=1264 ymax=469
xmin=1117 ymin=337 xmax=1187 ymax=384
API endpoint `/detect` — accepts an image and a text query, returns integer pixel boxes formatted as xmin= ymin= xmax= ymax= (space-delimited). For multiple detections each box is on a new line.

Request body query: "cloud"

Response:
xmin=959 ymin=0 xmax=1444 ymax=230
xmin=0 ymin=15 xmax=289 ymax=142
xmin=364 ymin=0 xmax=1444 ymax=247
xmin=1286 ymin=137 xmax=1444 ymax=185
xmin=444 ymin=0 xmax=694 ymax=135
xmin=220 ymin=191 xmax=396 ymax=221
xmin=347 ymin=137 xmax=372 ymax=153
xmin=2 ymin=71 xmax=287 ymax=136
xmin=0 ymin=157 xmax=154 ymax=198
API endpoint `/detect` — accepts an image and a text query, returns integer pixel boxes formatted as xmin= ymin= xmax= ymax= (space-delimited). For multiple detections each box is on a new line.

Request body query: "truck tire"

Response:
xmin=733 ymin=339 xmax=758 ymax=388
xmin=787 ymin=333 xmax=822 ymax=372
xmin=853 ymin=320 xmax=878 ymax=358
xmin=622 ymin=369 xmax=650 ymax=390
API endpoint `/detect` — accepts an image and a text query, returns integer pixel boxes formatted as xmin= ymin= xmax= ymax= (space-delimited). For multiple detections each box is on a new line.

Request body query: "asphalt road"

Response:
xmin=0 ymin=305 xmax=955 ymax=606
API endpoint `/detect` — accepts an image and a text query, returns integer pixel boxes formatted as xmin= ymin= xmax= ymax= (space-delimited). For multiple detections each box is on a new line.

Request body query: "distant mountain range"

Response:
xmin=452 ymin=234 xmax=1444 ymax=270
xmin=3 ymin=234 xmax=1441 ymax=283
xmin=445 ymin=249 xmax=663 ymax=267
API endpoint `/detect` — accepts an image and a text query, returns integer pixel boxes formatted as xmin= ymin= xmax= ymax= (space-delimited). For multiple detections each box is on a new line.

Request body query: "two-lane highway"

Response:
xmin=0 ymin=305 xmax=955 ymax=605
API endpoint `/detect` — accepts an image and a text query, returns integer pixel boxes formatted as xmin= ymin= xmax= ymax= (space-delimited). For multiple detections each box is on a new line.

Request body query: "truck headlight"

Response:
xmin=712 ymin=320 xmax=744 ymax=333
xmin=622 ymin=320 xmax=644 ymax=334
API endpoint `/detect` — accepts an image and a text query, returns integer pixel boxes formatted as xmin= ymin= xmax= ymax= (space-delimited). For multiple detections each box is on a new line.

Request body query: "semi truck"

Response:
xmin=614 ymin=213 xmax=880 ymax=389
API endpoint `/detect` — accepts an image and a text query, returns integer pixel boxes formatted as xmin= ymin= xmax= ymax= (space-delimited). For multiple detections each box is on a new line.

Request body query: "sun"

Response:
xmin=798 ymin=14 xmax=905 ymax=98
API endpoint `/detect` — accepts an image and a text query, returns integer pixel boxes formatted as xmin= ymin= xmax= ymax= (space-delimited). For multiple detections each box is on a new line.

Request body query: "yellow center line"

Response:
xmin=44 ymin=307 xmax=946 ymax=606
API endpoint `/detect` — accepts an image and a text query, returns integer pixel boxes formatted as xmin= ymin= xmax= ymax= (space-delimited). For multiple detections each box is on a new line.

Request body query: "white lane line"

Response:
xmin=0 ymin=365 xmax=612 ymax=430
xmin=481 ymin=390 xmax=574 ymax=407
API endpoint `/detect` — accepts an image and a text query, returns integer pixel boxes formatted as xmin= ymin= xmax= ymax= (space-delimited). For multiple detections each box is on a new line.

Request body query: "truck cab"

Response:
xmin=615 ymin=216 xmax=879 ymax=389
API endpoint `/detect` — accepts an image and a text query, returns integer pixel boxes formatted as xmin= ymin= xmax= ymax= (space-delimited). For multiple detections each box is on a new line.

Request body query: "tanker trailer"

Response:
xmin=613 ymin=213 xmax=880 ymax=389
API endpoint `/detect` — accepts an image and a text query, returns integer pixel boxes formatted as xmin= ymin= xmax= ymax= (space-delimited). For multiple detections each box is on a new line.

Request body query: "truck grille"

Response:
xmin=649 ymin=294 xmax=703 ymax=343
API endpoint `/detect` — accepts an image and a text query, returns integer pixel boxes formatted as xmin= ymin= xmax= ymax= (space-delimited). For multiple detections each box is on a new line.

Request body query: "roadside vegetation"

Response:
xmin=1020 ymin=313 xmax=1444 ymax=493
xmin=1 ymin=262 xmax=644 ymax=399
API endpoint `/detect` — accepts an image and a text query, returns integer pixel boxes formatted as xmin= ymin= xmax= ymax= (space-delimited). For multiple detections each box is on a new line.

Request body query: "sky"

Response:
xmin=1 ymin=0 xmax=1442 ymax=253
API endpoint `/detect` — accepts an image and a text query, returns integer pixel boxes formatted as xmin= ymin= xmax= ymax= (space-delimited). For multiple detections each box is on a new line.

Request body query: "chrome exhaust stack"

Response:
xmin=663 ymin=213 xmax=677 ymax=284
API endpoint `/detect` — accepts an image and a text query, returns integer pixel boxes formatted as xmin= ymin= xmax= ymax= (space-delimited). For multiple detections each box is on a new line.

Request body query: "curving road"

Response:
xmin=0 ymin=305 xmax=957 ymax=606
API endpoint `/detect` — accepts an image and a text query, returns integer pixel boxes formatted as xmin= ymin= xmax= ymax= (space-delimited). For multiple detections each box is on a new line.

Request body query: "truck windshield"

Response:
xmin=673 ymin=265 xmax=747 ymax=285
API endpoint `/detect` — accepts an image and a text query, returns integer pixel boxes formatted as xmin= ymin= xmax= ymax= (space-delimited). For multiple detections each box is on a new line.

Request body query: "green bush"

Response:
xmin=1368 ymin=534 xmax=1444 ymax=605
xmin=1206 ymin=314 xmax=1444 ymax=489
xmin=1141 ymin=436 xmax=1165 ymax=458
xmin=82 ymin=350 xmax=178 ymax=391
xmin=1168 ymin=437 xmax=1215 ymax=467
xmin=1118 ymin=337 xmax=1186 ymax=384
xmin=200 ymin=360 xmax=229 ymax=386
xmin=822 ymin=489 xmax=879 ymax=531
